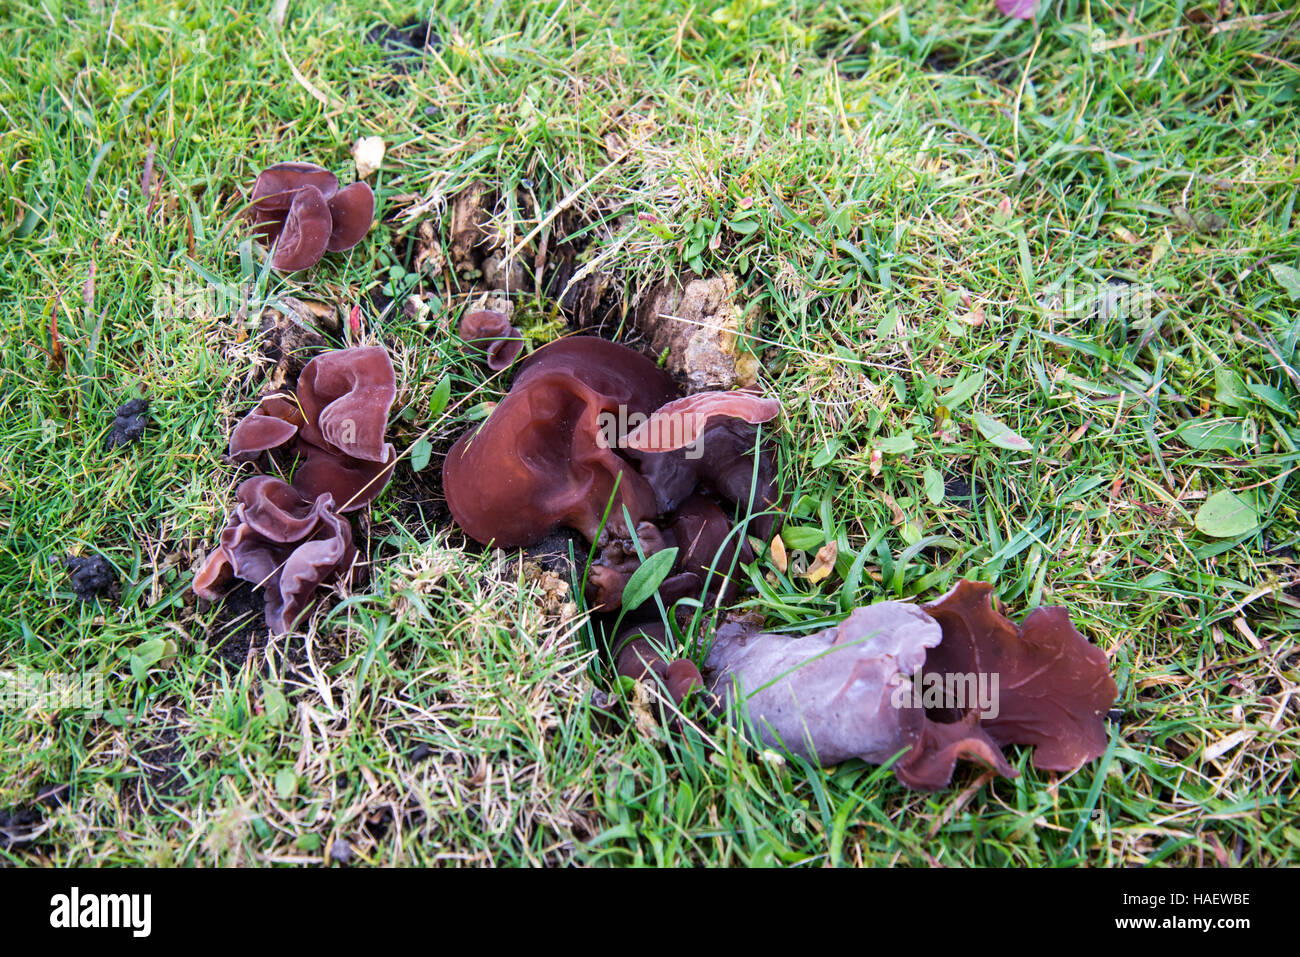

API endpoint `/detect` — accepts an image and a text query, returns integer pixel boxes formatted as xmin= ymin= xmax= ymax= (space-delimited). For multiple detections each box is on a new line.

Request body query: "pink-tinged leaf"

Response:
xmin=996 ymin=0 xmax=1038 ymax=19
xmin=348 ymin=304 xmax=361 ymax=339
xmin=971 ymin=411 xmax=1033 ymax=451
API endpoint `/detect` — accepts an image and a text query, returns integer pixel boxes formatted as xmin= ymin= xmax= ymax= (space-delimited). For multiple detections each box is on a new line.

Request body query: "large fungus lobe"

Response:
xmin=442 ymin=335 xmax=781 ymax=610
xmin=443 ymin=337 xmax=675 ymax=547
xmin=325 ymin=182 xmax=377 ymax=252
xmin=921 ymin=579 xmax=1117 ymax=772
xmin=705 ymin=581 xmax=1117 ymax=790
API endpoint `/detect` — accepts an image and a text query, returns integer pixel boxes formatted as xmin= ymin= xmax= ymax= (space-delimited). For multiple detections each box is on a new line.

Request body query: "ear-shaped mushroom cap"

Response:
xmin=633 ymin=418 xmax=782 ymax=541
xmin=443 ymin=337 xmax=676 ymax=547
xmin=249 ymin=162 xmax=339 ymax=242
xmin=922 ymin=579 xmax=1118 ymax=772
xmin=270 ymin=184 xmax=333 ymax=272
xmin=290 ymin=346 xmax=398 ymax=511
xmin=445 ymin=369 xmax=660 ymax=546
xmin=296 ymin=346 xmax=396 ymax=463
xmin=707 ymin=601 xmax=944 ymax=766
xmin=228 ymin=395 xmax=306 ymax=462
xmin=269 ymin=503 xmax=354 ymax=633
xmin=326 ymin=181 xmax=376 ymax=252
xmin=237 ymin=473 xmax=335 ymax=541
xmin=222 ymin=347 xmax=397 ymax=512
xmin=459 ymin=310 xmax=524 ymax=371
xmin=625 ymin=390 xmax=779 ymax=453
xmin=246 ymin=162 xmax=374 ymax=271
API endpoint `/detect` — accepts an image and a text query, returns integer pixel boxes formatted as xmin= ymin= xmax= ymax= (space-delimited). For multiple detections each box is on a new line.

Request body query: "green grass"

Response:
xmin=1 ymin=0 xmax=1298 ymax=865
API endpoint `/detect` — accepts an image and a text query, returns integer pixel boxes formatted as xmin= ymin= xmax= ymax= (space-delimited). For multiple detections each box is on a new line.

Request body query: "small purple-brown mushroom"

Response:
xmin=668 ymin=494 xmax=754 ymax=603
xmin=613 ymin=623 xmax=705 ymax=704
xmin=295 ymin=346 xmax=396 ymax=467
xmin=458 ymin=310 xmax=524 ymax=371
xmin=247 ymin=162 xmax=375 ymax=272
xmin=229 ymin=395 xmax=306 ymax=462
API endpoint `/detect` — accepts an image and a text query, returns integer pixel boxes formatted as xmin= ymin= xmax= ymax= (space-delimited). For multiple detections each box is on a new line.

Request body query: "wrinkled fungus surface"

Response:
xmin=920 ymin=579 xmax=1118 ymax=773
xmin=229 ymin=346 xmax=397 ymax=511
xmin=193 ymin=477 xmax=356 ymax=634
xmin=248 ymin=162 xmax=375 ymax=272
xmin=705 ymin=580 xmax=1117 ymax=790
xmin=194 ymin=347 xmax=396 ymax=633
xmin=443 ymin=336 xmax=780 ymax=609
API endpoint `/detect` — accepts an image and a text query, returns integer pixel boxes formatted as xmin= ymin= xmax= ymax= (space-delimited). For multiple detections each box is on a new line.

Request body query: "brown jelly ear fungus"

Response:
xmin=442 ymin=336 xmax=781 ymax=610
xmin=458 ymin=310 xmax=523 ymax=371
xmin=704 ymin=580 xmax=1118 ymax=790
xmin=248 ymin=162 xmax=375 ymax=272
xmin=192 ymin=476 xmax=355 ymax=634
xmin=193 ymin=347 xmax=397 ymax=633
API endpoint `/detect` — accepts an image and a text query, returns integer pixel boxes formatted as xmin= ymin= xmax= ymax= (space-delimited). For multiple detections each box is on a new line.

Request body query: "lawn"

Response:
xmin=1 ymin=0 xmax=1297 ymax=866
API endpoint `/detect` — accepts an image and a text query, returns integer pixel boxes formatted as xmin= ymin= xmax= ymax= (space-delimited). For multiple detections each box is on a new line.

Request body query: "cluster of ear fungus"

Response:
xmin=622 ymin=580 xmax=1119 ymax=790
xmin=248 ymin=162 xmax=375 ymax=271
xmin=194 ymin=347 xmax=396 ymax=633
xmin=442 ymin=336 xmax=781 ymax=616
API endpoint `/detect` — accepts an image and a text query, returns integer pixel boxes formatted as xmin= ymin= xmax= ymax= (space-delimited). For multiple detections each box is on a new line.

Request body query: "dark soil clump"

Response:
xmin=0 ymin=783 xmax=67 ymax=851
xmin=367 ymin=18 xmax=441 ymax=74
xmin=66 ymin=554 xmax=118 ymax=602
xmin=202 ymin=580 xmax=271 ymax=668
xmin=106 ymin=397 xmax=149 ymax=449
